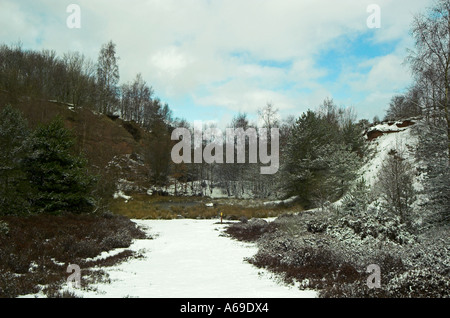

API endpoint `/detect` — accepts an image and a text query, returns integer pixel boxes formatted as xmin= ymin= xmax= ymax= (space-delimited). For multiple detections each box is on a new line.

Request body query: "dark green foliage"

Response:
xmin=0 ymin=105 xmax=31 ymax=215
xmin=281 ymin=103 xmax=364 ymax=208
xmin=282 ymin=110 xmax=331 ymax=203
xmin=23 ymin=117 xmax=97 ymax=214
xmin=342 ymin=120 xmax=367 ymax=155
xmin=0 ymin=108 xmax=99 ymax=216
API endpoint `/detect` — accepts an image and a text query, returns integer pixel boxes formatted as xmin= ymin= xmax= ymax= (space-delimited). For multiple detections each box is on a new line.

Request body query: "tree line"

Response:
xmin=0 ymin=41 xmax=175 ymax=128
xmin=383 ymin=0 xmax=449 ymax=226
xmin=164 ymin=100 xmax=366 ymax=210
xmin=0 ymin=40 xmax=368 ymax=211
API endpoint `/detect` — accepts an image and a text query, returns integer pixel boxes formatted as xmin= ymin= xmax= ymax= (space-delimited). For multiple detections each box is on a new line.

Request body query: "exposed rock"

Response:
xmin=366 ymin=119 xmax=417 ymax=141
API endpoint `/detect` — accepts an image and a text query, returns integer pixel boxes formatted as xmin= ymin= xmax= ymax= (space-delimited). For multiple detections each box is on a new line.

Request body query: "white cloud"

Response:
xmin=0 ymin=0 xmax=436 ymax=121
xmin=349 ymin=54 xmax=411 ymax=93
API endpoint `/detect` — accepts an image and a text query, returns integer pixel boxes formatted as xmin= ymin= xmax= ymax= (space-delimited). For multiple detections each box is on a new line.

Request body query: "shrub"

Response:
xmin=225 ymin=218 xmax=272 ymax=242
xmin=0 ymin=213 xmax=147 ymax=298
xmin=226 ymin=203 xmax=449 ymax=298
xmin=100 ymin=229 xmax=135 ymax=250
xmin=306 ymin=219 xmax=328 ymax=233
xmin=0 ymin=220 xmax=8 ymax=235
xmin=327 ymin=209 xmax=416 ymax=246
xmin=387 ymin=268 xmax=450 ymax=298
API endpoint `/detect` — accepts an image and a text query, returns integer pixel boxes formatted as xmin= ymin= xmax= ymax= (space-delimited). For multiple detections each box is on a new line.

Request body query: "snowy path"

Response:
xmin=72 ymin=219 xmax=317 ymax=298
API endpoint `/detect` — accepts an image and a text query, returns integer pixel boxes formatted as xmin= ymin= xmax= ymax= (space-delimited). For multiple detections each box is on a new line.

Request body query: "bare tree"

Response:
xmin=62 ymin=51 xmax=96 ymax=107
xmin=407 ymin=0 xmax=450 ymax=161
xmin=377 ymin=145 xmax=416 ymax=227
xmin=384 ymin=88 xmax=422 ymax=121
xmin=121 ymin=73 xmax=154 ymax=125
xmin=258 ymin=102 xmax=279 ymax=130
xmin=97 ymin=40 xmax=120 ymax=115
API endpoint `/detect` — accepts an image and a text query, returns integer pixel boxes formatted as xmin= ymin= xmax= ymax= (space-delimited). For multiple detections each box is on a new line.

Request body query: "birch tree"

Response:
xmin=97 ymin=41 xmax=120 ymax=115
xmin=408 ymin=0 xmax=450 ymax=161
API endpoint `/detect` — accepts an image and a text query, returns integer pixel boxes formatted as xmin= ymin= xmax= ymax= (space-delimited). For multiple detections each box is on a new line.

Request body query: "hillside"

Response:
xmin=0 ymin=92 xmax=152 ymax=201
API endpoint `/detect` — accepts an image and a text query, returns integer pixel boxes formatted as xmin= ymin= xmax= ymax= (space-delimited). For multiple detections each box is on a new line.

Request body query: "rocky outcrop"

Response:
xmin=366 ymin=119 xmax=418 ymax=141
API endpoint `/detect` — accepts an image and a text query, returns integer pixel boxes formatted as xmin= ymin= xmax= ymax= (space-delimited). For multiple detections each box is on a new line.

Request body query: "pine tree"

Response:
xmin=0 ymin=105 xmax=30 ymax=215
xmin=341 ymin=178 xmax=371 ymax=217
xmin=23 ymin=117 xmax=96 ymax=214
xmin=282 ymin=104 xmax=364 ymax=208
xmin=282 ymin=110 xmax=326 ymax=205
xmin=324 ymin=143 xmax=361 ymax=200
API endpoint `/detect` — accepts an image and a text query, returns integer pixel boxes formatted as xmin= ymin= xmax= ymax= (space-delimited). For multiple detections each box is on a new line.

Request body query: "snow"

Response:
xmin=361 ymin=124 xmax=417 ymax=187
xmin=146 ymin=180 xmax=270 ymax=199
xmin=113 ymin=190 xmax=132 ymax=202
xmin=331 ymin=122 xmax=419 ymax=210
xmin=263 ymin=196 xmax=298 ymax=206
xmin=33 ymin=219 xmax=317 ymax=298
xmin=367 ymin=122 xmax=408 ymax=134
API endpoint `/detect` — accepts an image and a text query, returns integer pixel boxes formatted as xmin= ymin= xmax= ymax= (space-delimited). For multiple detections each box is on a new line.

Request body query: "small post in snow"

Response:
xmin=220 ymin=211 xmax=223 ymax=224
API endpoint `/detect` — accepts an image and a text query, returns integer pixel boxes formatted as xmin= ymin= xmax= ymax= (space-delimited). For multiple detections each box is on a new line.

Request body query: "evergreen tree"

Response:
xmin=341 ymin=178 xmax=371 ymax=217
xmin=0 ymin=105 xmax=30 ymax=215
xmin=282 ymin=110 xmax=322 ymax=204
xmin=282 ymin=104 xmax=363 ymax=208
xmin=324 ymin=143 xmax=361 ymax=199
xmin=23 ymin=117 xmax=96 ymax=214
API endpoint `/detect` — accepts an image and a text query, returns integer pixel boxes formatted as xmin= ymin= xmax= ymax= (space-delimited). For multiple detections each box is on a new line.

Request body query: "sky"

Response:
xmin=0 ymin=0 xmax=436 ymax=127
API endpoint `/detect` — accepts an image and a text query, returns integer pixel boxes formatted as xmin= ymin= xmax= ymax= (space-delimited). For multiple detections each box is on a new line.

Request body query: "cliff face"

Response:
xmin=366 ymin=119 xmax=417 ymax=141
xmin=361 ymin=118 xmax=419 ymax=189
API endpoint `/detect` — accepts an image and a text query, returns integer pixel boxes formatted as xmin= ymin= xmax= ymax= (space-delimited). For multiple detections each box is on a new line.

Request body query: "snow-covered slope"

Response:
xmin=361 ymin=122 xmax=418 ymax=188
xmin=330 ymin=119 xmax=421 ymax=211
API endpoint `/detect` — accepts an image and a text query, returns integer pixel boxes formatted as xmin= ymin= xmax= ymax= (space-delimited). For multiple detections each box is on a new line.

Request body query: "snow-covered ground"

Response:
xmin=26 ymin=219 xmax=317 ymax=298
